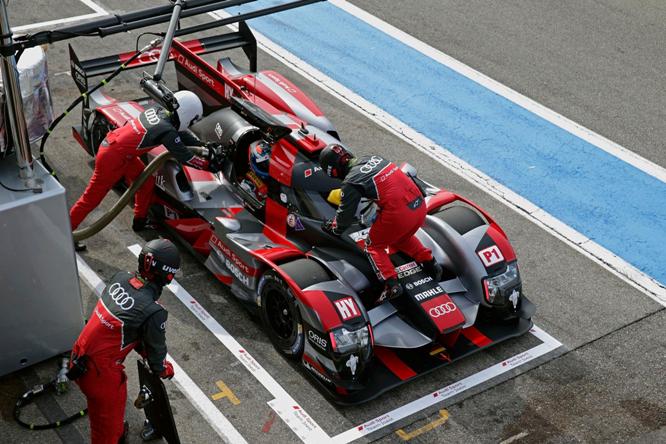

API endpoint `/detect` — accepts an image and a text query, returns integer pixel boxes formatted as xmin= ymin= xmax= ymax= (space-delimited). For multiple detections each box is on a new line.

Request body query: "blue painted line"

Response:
xmin=227 ymin=1 xmax=666 ymax=285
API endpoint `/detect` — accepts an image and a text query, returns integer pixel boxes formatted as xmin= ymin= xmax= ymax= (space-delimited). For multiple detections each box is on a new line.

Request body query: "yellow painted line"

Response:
xmin=211 ymin=380 xmax=240 ymax=405
xmin=395 ymin=409 xmax=449 ymax=441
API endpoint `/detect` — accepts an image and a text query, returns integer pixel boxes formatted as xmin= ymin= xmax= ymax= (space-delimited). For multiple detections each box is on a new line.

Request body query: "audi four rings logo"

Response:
xmin=359 ymin=155 xmax=382 ymax=173
xmin=108 ymin=283 xmax=135 ymax=310
xmin=429 ymin=302 xmax=457 ymax=317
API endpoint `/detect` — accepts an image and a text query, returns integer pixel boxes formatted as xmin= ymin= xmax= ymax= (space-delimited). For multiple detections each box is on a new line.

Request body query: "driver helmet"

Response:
xmin=138 ymin=238 xmax=181 ymax=289
xmin=319 ymin=143 xmax=354 ymax=179
xmin=173 ymin=90 xmax=203 ymax=131
xmin=249 ymin=140 xmax=272 ymax=179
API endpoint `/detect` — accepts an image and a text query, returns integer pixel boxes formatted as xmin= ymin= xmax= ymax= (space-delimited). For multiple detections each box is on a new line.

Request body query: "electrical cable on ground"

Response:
xmin=14 ymin=379 xmax=87 ymax=430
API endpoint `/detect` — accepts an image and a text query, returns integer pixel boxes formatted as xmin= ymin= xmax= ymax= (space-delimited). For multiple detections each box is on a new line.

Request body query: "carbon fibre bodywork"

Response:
xmin=70 ymin=26 xmax=535 ymax=404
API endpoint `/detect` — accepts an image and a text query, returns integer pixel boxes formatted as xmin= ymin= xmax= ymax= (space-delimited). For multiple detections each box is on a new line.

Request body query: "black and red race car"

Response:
xmin=69 ymin=22 xmax=535 ymax=404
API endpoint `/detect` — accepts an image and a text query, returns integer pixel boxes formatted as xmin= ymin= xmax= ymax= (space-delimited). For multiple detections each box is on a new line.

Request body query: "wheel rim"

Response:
xmin=266 ymin=289 xmax=296 ymax=341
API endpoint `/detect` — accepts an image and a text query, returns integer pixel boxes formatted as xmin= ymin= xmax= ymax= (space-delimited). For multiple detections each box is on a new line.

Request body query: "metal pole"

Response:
xmin=153 ymin=0 xmax=185 ymax=81
xmin=0 ymin=0 xmax=35 ymax=186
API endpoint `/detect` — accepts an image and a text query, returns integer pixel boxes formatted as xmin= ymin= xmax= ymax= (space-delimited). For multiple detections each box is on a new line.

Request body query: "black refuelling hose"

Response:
xmin=72 ymin=150 xmax=175 ymax=241
xmin=39 ymin=37 xmax=163 ymax=179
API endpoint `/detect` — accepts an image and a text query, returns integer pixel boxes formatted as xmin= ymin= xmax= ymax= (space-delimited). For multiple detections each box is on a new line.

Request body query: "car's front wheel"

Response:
xmin=259 ymin=270 xmax=304 ymax=359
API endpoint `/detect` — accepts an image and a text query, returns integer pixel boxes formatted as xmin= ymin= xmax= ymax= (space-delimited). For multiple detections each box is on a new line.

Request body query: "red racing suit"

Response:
xmin=69 ymin=107 xmax=209 ymax=230
xmin=332 ymin=155 xmax=433 ymax=281
xmin=71 ymin=272 xmax=169 ymax=444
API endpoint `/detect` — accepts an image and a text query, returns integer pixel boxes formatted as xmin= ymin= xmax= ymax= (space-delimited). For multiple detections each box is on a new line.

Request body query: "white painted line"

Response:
xmin=209 ymin=9 xmax=666 ymax=304
xmin=78 ymin=0 xmax=107 ymax=15
xmin=128 ymin=245 xmax=331 ymax=443
xmin=500 ymin=431 xmax=530 ymax=444
xmin=331 ymin=0 xmax=666 ymax=184
xmin=13 ymin=0 xmax=107 ymax=33
xmin=168 ymin=358 xmax=249 ymax=444
xmin=75 ymin=254 xmax=247 ymax=444
xmin=331 ymin=326 xmax=561 ymax=443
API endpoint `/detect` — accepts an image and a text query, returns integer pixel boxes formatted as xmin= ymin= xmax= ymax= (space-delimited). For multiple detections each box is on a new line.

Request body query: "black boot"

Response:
xmin=141 ymin=419 xmax=162 ymax=441
xmin=422 ymin=259 xmax=443 ymax=282
xmin=118 ymin=421 xmax=129 ymax=444
xmin=132 ymin=217 xmax=155 ymax=232
xmin=74 ymin=240 xmax=87 ymax=252
xmin=375 ymin=277 xmax=403 ymax=304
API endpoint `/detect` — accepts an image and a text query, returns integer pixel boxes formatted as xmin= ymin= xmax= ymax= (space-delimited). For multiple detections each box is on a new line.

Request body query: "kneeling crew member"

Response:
xmin=69 ymin=90 xmax=216 ymax=242
xmin=320 ymin=144 xmax=443 ymax=302
xmin=70 ymin=239 xmax=180 ymax=443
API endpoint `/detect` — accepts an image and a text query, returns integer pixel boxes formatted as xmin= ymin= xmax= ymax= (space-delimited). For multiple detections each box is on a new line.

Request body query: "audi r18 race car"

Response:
xmin=68 ymin=21 xmax=535 ymax=404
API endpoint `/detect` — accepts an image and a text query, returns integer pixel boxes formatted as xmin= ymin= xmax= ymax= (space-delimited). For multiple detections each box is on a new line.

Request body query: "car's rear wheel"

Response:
xmin=90 ymin=113 xmax=113 ymax=157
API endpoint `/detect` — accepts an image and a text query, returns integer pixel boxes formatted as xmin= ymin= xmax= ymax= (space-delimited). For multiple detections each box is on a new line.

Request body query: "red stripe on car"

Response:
xmin=461 ymin=326 xmax=493 ymax=348
xmin=486 ymin=224 xmax=516 ymax=263
xmin=300 ymin=290 xmax=342 ymax=331
xmin=374 ymin=347 xmax=417 ymax=381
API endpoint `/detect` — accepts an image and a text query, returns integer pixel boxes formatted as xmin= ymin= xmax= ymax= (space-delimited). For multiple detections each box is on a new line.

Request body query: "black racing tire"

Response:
xmin=90 ymin=113 xmax=113 ymax=157
xmin=434 ymin=205 xmax=485 ymax=235
xmin=259 ymin=269 xmax=305 ymax=359
xmin=259 ymin=259 xmax=330 ymax=359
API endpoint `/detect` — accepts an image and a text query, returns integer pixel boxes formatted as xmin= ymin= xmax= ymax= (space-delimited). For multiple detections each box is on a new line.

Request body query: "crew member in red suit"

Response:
xmin=70 ymin=239 xmax=179 ymax=443
xmin=69 ymin=90 xmax=216 ymax=250
xmin=320 ymin=144 xmax=443 ymax=303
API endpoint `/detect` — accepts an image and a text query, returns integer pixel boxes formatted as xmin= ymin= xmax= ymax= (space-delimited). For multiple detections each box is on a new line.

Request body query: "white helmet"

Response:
xmin=173 ymin=90 xmax=203 ymax=131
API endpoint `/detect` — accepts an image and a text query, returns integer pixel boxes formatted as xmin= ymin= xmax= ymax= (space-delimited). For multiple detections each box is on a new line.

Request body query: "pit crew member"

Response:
xmin=320 ymin=143 xmax=443 ymax=302
xmin=69 ymin=90 xmax=220 ymax=248
xmin=69 ymin=239 xmax=179 ymax=443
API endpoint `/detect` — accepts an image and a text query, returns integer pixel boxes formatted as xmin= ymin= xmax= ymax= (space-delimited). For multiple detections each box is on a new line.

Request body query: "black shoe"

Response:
xmin=118 ymin=421 xmax=129 ymax=444
xmin=141 ymin=419 xmax=162 ymax=442
xmin=132 ymin=217 xmax=155 ymax=232
xmin=422 ymin=259 xmax=443 ymax=282
xmin=74 ymin=240 xmax=87 ymax=252
xmin=375 ymin=278 xmax=403 ymax=304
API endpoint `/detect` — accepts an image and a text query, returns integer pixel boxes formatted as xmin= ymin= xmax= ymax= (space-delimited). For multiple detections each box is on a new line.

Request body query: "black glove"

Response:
xmin=205 ymin=145 xmax=224 ymax=173
xmin=322 ymin=218 xmax=340 ymax=236
xmin=204 ymin=141 xmax=222 ymax=153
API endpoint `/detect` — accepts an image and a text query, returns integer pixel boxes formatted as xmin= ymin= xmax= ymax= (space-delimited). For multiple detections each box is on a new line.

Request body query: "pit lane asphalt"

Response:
xmin=0 ymin=0 xmax=664 ymax=443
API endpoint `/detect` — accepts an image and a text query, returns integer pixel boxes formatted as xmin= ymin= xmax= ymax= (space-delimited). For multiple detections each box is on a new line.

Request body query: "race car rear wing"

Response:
xmin=68 ymin=21 xmax=257 ymax=93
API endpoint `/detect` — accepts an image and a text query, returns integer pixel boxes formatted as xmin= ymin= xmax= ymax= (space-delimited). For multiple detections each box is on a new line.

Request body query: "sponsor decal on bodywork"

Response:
xmin=334 ymin=297 xmax=360 ymax=321
xmin=413 ymin=285 xmax=444 ymax=302
xmin=307 ymin=329 xmax=328 ymax=351
xmin=477 ymin=245 xmax=504 ymax=267
xmin=210 ymin=234 xmax=257 ymax=287
xmin=420 ymin=294 xmax=465 ymax=333
xmin=404 ymin=276 xmax=433 ymax=290
xmin=396 ymin=261 xmax=422 ymax=279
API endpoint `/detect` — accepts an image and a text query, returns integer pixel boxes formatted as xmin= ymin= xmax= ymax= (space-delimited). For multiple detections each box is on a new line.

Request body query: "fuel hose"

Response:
xmin=38 ymin=37 xmax=163 ymax=179
xmin=72 ymin=150 xmax=174 ymax=242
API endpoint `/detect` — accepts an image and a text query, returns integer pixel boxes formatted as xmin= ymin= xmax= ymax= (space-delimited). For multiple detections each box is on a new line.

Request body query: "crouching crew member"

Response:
xmin=69 ymin=90 xmax=217 ymax=249
xmin=69 ymin=239 xmax=180 ymax=443
xmin=319 ymin=144 xmax=443 ymax=303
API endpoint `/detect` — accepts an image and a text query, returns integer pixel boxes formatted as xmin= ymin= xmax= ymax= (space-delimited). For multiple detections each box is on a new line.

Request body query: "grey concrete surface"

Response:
xmin=348 ymin=0 xmax=666 ymax=169
xmin=1 ymin=0 xmax=665 ymax=443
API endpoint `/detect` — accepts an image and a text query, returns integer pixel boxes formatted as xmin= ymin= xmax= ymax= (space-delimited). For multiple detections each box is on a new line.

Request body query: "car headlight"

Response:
xmin=330 ymin=325 xmax=370 ymax=354
xmin=483 ymin=261 xmax=520 ymax=305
